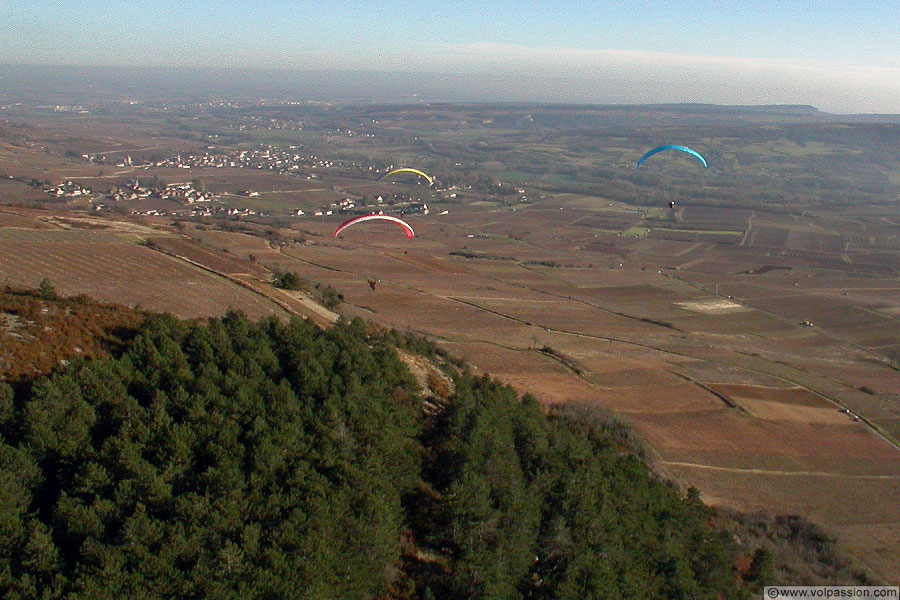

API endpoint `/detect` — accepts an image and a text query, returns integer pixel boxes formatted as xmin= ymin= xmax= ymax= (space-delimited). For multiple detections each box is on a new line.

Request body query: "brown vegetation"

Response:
xmin=0 ymin=286 xmax=142 ymax=380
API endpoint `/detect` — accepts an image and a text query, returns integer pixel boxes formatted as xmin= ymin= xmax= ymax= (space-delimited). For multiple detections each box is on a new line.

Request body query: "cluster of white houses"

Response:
xmin=81 ymin=145 xmax=379 ymax=178
xmin=109 ymin=180 xmax=215 ymax=204
xmin=45 ymin=181 xmax=92 ymax=199
xmin=131 ymin=205 xmax=259 ymax=218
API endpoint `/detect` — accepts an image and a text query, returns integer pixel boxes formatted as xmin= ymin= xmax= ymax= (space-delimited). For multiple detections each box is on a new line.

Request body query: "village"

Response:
xmin=44 ymin=140 xmax=445 ymax=221
xmin=42 ymin=175 xmax=430 ymax=221
xmin=81 ymin=144 xmax=378 ymax=180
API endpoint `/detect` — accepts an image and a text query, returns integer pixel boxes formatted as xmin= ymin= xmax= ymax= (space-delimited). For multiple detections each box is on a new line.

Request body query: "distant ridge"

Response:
xmin=650 ymin=103 xmax=820 ymax=114
xmin=1 ymin=64 xmax=897 ymax=121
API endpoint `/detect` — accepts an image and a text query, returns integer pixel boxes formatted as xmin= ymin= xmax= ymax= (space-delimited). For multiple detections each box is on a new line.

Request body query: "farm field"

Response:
xmin=3 ymin=101 xmax=900 ymax=581
xmin=5 ymin=197 xmax=900 ymax=579
xmin=232 ymin=196 xmax=900 ymax=579
xmin=0 ymin=224 xmax=288 ymax=320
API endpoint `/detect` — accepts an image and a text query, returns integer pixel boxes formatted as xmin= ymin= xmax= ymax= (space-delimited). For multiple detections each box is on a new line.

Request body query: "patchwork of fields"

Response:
xmin=233 ymin=198 xmax=900 ymax=579
xmin=3 ymin=111 xmax=900 ymax=581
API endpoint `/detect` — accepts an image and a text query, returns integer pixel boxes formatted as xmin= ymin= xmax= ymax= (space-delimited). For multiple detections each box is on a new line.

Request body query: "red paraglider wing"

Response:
xmin=333 ymin=214 xmax=415 ymax=239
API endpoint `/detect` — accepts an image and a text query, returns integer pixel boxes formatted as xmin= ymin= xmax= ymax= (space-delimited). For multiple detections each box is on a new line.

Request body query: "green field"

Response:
xmin=653 ymin=227 xmax=743 ymax=236
xmin=219 ymin=193 xmax=307 ymax=213
xmin=623 ymin=226 xmax=650 ymax=238
xmin=740 ymin=140 xmax=837 ymax=157
xmin=498 ymin=169 xmax=540 ymax=182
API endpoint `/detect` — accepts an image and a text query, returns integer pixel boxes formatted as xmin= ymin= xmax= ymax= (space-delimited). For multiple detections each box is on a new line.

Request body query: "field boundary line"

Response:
xmin=142 ymin=243 xmax=333 ymax=324
xmin=662 ymin=461 xmax=900 ymax=479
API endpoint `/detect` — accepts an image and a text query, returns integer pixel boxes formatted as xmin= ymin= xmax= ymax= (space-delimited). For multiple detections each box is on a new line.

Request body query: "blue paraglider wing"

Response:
xmin=637 ymin=145 xmax=708 ymax=169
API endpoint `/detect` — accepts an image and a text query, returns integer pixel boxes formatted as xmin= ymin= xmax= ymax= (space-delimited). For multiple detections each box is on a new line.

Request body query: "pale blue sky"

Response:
xmin=2 ymin=1 xmax=899 ymax=111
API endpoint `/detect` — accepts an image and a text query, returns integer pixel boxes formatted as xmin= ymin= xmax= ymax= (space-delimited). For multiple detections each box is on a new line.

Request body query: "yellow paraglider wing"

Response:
xmin=378 ymin=168 xmax=434 ymax=186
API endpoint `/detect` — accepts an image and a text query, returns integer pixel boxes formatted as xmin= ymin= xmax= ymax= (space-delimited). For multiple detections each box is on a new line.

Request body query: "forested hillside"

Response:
xmin=0 ymin=302 xmax=857 ymax=598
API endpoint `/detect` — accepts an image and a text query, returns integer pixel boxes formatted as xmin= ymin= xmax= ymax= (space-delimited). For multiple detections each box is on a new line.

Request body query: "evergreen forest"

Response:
xmin=1 ymin=302 xmax=855 ymax=598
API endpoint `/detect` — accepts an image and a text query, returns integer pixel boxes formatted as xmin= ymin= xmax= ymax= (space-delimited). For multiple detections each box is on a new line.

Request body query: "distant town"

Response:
xmin=40 ymin=143 xmax=442 ymax=219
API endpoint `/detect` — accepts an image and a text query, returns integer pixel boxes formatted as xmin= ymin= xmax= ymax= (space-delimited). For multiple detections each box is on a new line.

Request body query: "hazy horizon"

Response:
xmin=2 ymin=63 xmax=899 ymax=117
xmin=2 ymin=1 xmax=898 ymax=113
